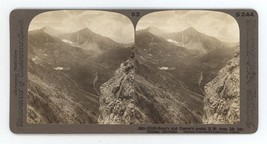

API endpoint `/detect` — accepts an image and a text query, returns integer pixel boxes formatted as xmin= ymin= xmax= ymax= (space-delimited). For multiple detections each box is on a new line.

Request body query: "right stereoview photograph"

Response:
xmin=135 ymin=10 xmax=240 ymax=124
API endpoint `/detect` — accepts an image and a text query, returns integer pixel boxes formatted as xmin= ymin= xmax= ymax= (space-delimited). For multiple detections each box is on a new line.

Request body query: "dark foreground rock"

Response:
xmin=203 ymin=50 xmax=240 ymax=124
xmin=98 ymin=58 xmax=203 ymax=124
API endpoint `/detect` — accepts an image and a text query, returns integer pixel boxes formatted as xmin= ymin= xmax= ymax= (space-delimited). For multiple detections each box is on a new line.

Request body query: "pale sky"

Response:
xmin=137 ymin=10 xmax=239 ymax=43
xmin=29 ymin=10 xmax=134 ymax=44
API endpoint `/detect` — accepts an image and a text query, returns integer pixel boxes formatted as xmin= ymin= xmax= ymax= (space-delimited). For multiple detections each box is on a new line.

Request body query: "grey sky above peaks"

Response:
xmin=29 ymin=10 xmax=239 ymax=44
xmin=137 ymin=10 xmax=239 ymax=43
xmin=29 ymin=10 xmax=134 ymax=44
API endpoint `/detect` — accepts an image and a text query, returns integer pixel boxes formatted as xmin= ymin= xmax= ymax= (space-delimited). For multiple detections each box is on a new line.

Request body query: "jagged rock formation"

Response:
xmin=203 ymin=50 xmax=240 ymax=124
xmin=98 ymin=58 xmax=203 ymax=124
xmin=98 ymin=59 xmax=140 ymax=124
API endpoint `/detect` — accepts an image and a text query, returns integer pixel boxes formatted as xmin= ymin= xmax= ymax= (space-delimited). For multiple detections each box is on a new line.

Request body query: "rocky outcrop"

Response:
xmin=203 ymin=50 xmax=240 ymax=124
xmin=98 ymin=59 xmax=142 ymax=124
xmin=98 ymin=58 xmax=203 ymax=124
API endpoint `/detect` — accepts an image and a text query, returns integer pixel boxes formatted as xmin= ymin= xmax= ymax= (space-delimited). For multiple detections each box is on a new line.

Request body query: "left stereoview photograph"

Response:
xmin=27 ymin=10 xmax=134 ymax=124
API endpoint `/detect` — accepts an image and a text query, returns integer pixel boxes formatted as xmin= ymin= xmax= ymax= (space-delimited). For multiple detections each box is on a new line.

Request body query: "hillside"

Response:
xmin=27 ymin=27 xmax=132 ymax=124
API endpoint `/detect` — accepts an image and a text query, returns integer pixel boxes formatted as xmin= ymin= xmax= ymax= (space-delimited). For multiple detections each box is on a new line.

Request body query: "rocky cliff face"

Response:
xmin=203 ymin=50 xmax=240 ymax=124
xmin=98 ymin=58 xmax=142 ymax=124
xmin=98 ymin=58 xmax=203 ymax=124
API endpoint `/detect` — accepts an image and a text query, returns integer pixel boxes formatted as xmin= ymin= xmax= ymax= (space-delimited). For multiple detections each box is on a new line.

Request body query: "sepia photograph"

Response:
xmin=135 ymin=10 xmax=240 ymax=124
xmin=27 ymin=10 xmax=134 ymax=124
xmin=5 ymin=0 xmax=261 ymax=141
xmin=27 ymin=10 xmax=240 ymax=125
xmin=7 ymin=8 xmax=258 ymax=134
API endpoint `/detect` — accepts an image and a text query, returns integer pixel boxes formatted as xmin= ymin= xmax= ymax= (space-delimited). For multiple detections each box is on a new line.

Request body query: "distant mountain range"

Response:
xmin=142 ymin=26 xmax=235 ymax=54
xmin=135 ymin=26 xmax=238 ymax=95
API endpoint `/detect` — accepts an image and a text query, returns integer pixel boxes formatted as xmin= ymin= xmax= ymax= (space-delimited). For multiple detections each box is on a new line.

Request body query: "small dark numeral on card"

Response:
xmin=131 ymin=12 xmax=140 ymax=17
xmin=236 ymin=12 xmax=254 ymax=17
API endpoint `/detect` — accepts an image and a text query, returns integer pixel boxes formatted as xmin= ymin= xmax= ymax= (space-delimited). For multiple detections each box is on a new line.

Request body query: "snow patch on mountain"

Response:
xmin=158 ymin=67 xmax=169 ymax=70
xmin=62 ymin=39 xmax=77 ymax=47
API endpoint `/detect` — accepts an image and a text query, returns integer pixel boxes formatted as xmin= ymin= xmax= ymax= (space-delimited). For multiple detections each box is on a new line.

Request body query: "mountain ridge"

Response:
xmin=135 ymin=26 xmax=236 ymax=95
